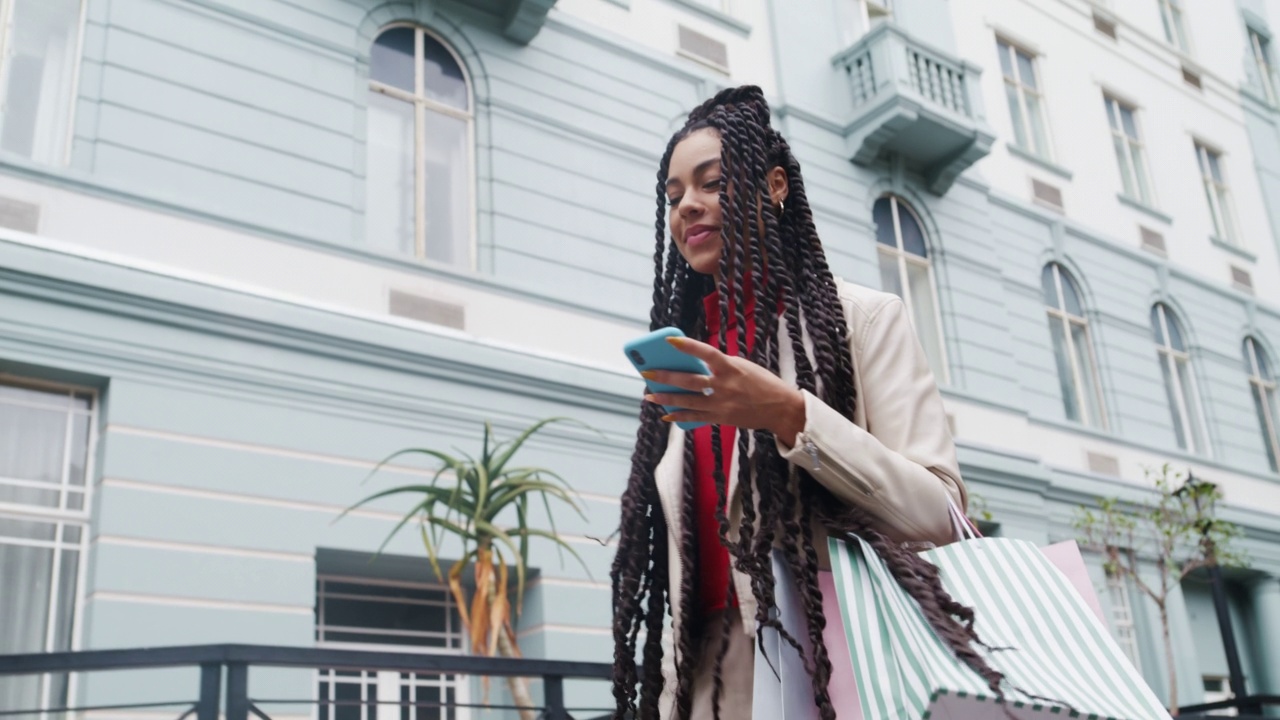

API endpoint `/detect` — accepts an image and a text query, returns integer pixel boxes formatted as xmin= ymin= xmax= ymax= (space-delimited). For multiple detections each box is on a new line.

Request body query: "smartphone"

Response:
xmin=623 ymin=327 xmax=711 ymax=430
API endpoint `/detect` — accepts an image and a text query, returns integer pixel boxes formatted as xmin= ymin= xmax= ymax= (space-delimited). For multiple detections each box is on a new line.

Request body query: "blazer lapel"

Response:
xmin=654 ymin=424 xmax=686 ymax=540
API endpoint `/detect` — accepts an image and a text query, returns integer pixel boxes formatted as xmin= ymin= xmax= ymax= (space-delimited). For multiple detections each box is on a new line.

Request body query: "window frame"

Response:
xmin=874 ymin=195 xmax=950 ymax=385
xmin=1104 ymin=566 xmax=1143 ymax=672
xmin=366 ymin=24 xmax=477 ymax=271
xmin=1158 ymin=0 xmax=1191 ymax=54
xmin=1104 ymin=94 xmax=1155 ymax=206
xmin=1194 ymin=140 xmax=1238 ymax=247
xmin=1151 ymin=304 xmax=1209 ymax=454
xmin=0 ymin=0 xmax=88 ymax=166
xmin=692 ymin=0 xmax=731 ymax=11
xmin=1244 ymin=336 xmax=1280 ymax=473
xmin=997 ymin=37 xmax=1054 ymax=160
xmin=0 ymin=375 xmax=98 ymax=715
xmin=1043 ymin=263 xmax=1107 ymax=429
xmin=315 ymin=573 xmax=471 ymax=719
xmin=1250 ymin=27 xmax=1278 ymax=105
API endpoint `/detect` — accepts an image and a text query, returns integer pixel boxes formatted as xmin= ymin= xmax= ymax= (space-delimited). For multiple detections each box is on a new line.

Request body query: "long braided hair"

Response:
xmin=609 ymin=86 xmax=1007 ymax=720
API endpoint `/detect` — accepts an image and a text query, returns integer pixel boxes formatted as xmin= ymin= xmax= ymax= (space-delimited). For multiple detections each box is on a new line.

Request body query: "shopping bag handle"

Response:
xmin=948 ymin=496 xmax=982 ymax=541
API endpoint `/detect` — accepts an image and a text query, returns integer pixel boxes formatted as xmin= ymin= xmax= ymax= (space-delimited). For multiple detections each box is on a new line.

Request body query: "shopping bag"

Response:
xmin=828 ymin=533 xmax=1172 ymax=720
xmin=752 ymin=551 xmax=863 ymax=719
xmin=951 ymin=502 xmax=1108 ymax=626
xmin=1040 ymin=539 xmax=1107 ymax=625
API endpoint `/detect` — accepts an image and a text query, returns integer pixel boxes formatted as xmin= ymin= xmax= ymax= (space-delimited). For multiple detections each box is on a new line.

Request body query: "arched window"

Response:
xmin=1151 ymin=304 xmax=1207 ymax=453
xmin=1042 ymin=263 xmax=1105 ymax=427
xmin=873 ymin=195 xmax=948 ymax=383
xmin=365 ymin=26 xmax=473 ymax=268
xmin=1244 ymin=336 xmax=1280 ymax=472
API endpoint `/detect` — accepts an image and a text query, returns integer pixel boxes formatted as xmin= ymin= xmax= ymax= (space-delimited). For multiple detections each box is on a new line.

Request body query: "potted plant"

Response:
xmin=340 ymin=418 xmax=591 ymax=720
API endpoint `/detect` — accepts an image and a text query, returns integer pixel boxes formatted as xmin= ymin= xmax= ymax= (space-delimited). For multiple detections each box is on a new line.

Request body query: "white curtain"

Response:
xmin=0 ymin=384 xmax=88 ymax=716
xmin=1 ymin=0 xmax=82 ymax=163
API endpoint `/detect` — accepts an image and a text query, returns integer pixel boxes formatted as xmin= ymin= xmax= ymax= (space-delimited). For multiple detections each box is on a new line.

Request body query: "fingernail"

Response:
xmin=644 ymin=394 xmax=657 ymax=403
xmin=661 ymin=414 xmax=674 ymax=422
xmin=666 ymin=337 xmax=684 ymax=347
xmin=641 ymin=370 xmax=658 ymax=380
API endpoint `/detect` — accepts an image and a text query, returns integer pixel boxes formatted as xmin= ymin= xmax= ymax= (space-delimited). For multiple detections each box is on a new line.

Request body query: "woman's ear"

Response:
xmin=767 ymin=166 xmax=789 ymax=208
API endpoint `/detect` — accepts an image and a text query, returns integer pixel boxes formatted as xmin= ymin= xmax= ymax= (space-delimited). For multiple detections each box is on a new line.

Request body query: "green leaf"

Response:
xmin=419 ymin=517 xmax=443 ymax=581
xmin=516 ymin=527 xmax=593 ymax=580
xmin=489 ymin=417 xmax=590 ymax=478
xmin=482 ymin=421 xmax=493 ymax=468
xmin=359 ymin=448 xmax=465 ymax=487
xmin=474 ymin=452 xmax=492 ymax=526
xmin=516 ymin=494 xmax=530 ymax=614
xmin=482 ymin=479 xmax=584 ymax=522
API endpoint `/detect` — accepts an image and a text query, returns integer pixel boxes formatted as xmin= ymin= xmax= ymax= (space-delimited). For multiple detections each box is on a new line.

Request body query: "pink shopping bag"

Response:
xmin=1039 ymin=539 xmax=1107 ymax=625
xmin=753 ymin=555 xmax=864 ymax=719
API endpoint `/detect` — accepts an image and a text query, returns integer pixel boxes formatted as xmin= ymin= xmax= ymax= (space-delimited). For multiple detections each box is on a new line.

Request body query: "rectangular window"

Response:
xmin=1105 ymin=568 xmax=1143 ymax=672
xmin=997 ymin=39 xmax=1051 ymax=159
xmin=1158 ymin=0 xmax=1190 ymax=53
xmin=316 ymin=575 xmax=468 ymax=720
xmin=1105 ymin=95 xmax=1153 ymax=205
xmin=0 ymin=0 xmax=84 ymax=164
xmin=1195 ymin=142 xmax=1237 ymax=245
xmin=0 ymin=379 xmax=95 ymax=716
xmin=1250 ymin=28 xmax=1277 ymax=104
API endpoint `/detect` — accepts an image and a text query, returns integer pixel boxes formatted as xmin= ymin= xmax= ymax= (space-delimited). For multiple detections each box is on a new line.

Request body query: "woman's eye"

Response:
xmin=704 ymin=179 xmax=723 ymax=191
xmin=667 ymin=196 xmax=682 ymax=207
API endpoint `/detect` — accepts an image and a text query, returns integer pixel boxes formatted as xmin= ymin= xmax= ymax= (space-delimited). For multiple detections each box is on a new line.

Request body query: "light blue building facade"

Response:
xmin=3 ymin=0 xmax=1280 ymax=715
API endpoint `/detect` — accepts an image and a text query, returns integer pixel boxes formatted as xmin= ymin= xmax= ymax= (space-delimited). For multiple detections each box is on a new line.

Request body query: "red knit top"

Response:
xmin=692 ymin=284 xmax=758 ymax=617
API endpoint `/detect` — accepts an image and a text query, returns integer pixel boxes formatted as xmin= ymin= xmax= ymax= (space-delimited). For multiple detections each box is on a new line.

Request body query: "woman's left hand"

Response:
xmin=642 ymin=336 xmax=806 ymax=443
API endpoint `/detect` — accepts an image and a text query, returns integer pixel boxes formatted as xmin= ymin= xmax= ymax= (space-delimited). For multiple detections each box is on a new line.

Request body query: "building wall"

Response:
xmin=3 ymin=0 xmax=1280 ymax=713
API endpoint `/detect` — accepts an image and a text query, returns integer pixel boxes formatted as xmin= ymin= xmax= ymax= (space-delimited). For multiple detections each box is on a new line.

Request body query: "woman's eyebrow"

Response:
xmin=665 ymin=157 xmax=722 ymax=191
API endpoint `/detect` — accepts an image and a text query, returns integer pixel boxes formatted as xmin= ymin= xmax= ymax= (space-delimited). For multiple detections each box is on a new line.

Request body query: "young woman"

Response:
xmin=609 ymin=86 xmax=1007 ymax=720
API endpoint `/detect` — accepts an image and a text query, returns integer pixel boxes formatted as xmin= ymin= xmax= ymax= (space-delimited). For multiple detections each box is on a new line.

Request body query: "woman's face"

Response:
xmin=665 ymin=128 xmax=725 ymax=277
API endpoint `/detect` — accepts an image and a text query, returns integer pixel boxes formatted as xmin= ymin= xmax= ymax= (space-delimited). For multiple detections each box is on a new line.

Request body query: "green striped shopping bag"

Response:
xmin=827 ymin=534 xmax=1171 ymax=719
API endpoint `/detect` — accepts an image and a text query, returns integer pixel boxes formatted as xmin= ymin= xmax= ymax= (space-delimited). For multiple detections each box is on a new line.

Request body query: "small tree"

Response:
xmin=1074 ymin=464 xmax=1246 ymax=715
xmin=339 ymin=418 xmax=591 ymax=720
xmin=966 ymin=490 xmax=993 ymax=528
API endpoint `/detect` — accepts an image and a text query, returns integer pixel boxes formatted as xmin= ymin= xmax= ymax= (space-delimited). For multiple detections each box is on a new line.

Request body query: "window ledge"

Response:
xmin=1027 ymin=414 xmax=1114 ymax=446
xmin=1210 ymin=235 xmax=1257 ymax=262
xmin=660 ymin=0 xmax=752 ymax=36
xmin=1007 ymin=143 xmax=1073 ymax=180
xmin=1117 ymin=193 xmax=1172 ymax=224
xmin=1241 ymin=85 xmax=1278 ymax=112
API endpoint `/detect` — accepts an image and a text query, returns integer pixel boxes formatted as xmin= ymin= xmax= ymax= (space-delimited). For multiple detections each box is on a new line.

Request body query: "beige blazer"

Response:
xmin=652 ymin=280 xmax=967 ymax=681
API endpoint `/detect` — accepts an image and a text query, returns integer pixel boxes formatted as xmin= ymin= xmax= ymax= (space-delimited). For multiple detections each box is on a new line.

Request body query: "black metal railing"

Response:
xmin=1178 ymin=694 xmax=1280 ymax=718
xmin=0 ymin=644 xmax=615 ymax=720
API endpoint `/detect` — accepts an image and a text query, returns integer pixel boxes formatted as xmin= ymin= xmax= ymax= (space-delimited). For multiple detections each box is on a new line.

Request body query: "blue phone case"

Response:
xmin=623 ymin=327 xmax=711 ymax=431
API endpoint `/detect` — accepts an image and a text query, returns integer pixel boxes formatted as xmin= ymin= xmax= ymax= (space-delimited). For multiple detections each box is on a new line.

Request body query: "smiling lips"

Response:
xmin=685 ymin=224 xmax=720 ymax=247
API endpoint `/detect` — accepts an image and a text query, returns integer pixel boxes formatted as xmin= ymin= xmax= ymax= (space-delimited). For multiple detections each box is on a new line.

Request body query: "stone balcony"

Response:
xmin=833 ymin=24 xmax=995 ymax=194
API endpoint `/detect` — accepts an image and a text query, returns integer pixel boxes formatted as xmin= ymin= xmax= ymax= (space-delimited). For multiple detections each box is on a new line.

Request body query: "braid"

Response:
xmin=611 ymin=400 xmax=669 ymax=717
xmin=612 ymin=85 xmax=1010 ymax=720
xmin=673 ymin=437 xmax=701 ymax=719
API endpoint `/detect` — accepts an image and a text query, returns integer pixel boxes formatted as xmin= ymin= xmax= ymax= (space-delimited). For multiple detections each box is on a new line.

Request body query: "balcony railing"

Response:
xmin=1179 ymin=694 xmax=1280 ymax=718
xmin=0 ymin=644 xmax=615 ymax=720
xmin=833 ymin=23 xmax=995 ymax=194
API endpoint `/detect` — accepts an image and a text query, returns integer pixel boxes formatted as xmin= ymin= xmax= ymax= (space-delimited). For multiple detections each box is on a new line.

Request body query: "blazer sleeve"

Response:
xmin=775 ymin=294 xmax=966 ymax=546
